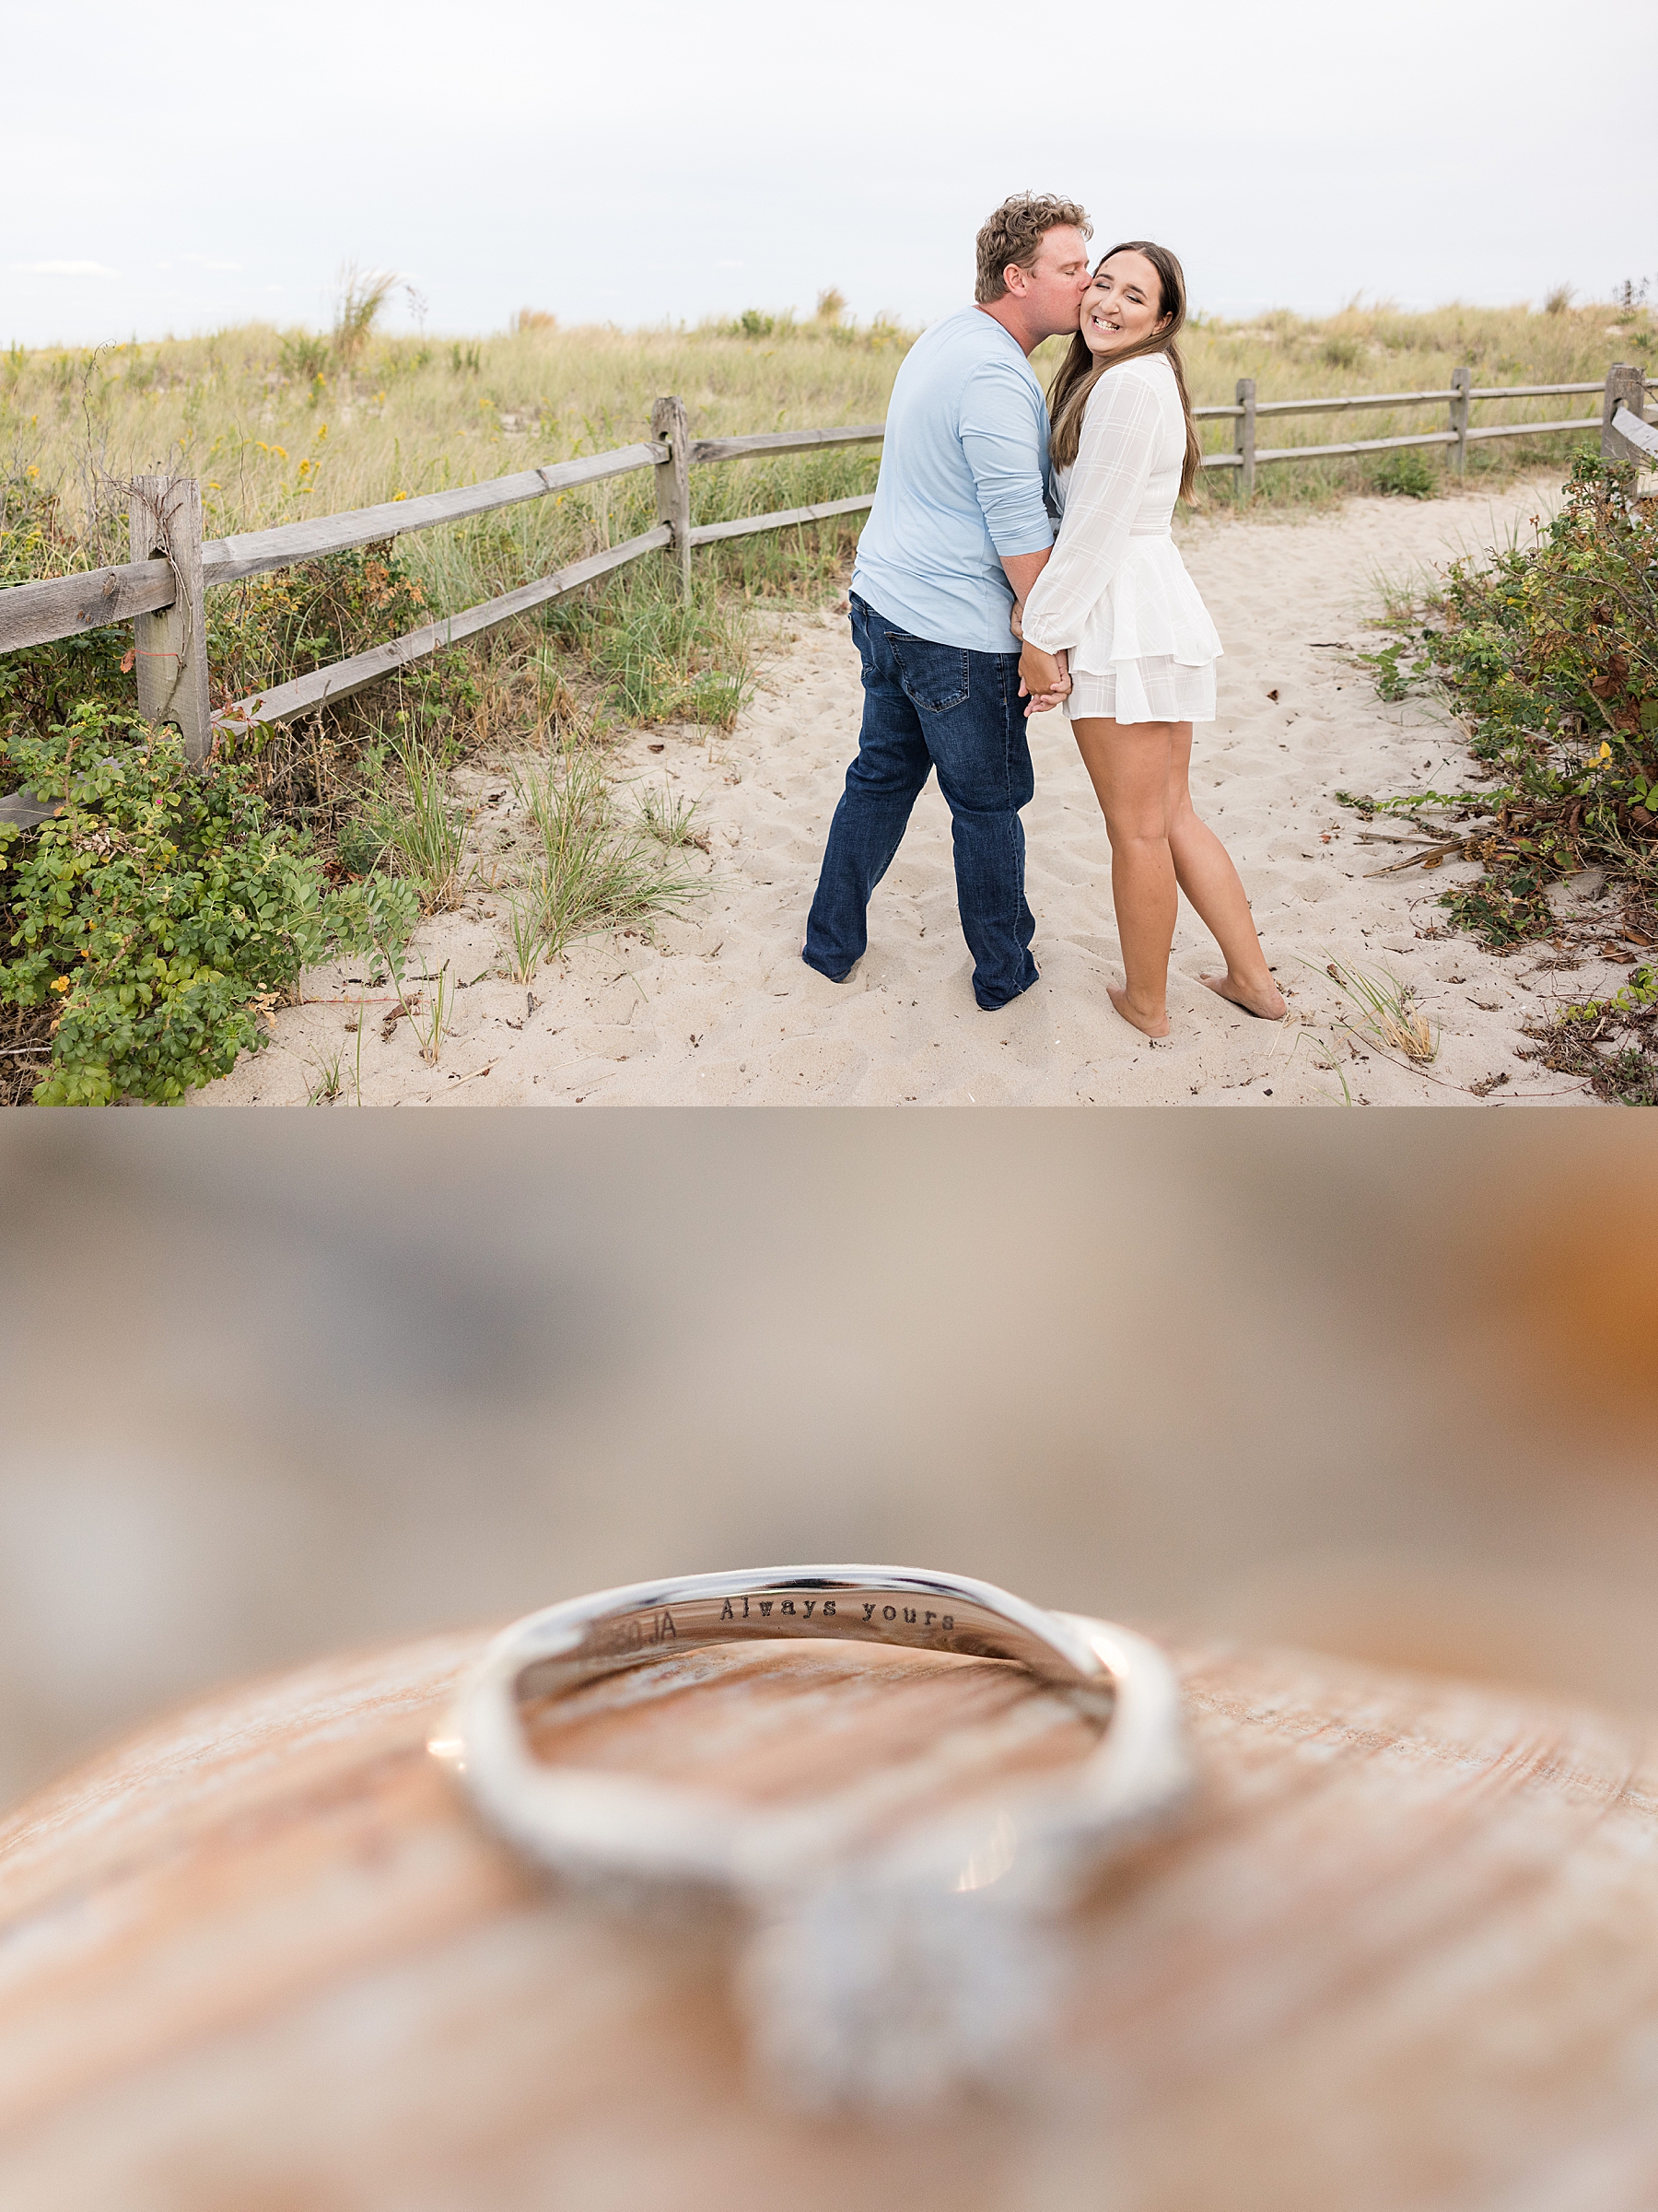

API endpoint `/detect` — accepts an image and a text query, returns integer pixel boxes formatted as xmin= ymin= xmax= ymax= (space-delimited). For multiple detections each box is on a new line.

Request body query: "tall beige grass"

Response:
xmin=4 ymin=296 xmax=1651 ymax=614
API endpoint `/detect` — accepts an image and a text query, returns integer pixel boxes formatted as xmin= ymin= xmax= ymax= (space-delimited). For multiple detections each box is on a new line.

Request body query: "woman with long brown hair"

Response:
xmin=1017 ymin=242 xmax=1284 ymax=1038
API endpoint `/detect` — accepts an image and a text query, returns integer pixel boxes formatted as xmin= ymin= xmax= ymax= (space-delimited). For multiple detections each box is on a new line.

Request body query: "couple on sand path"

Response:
xmin=801 ymin=193 xmax=1286 ymax=1037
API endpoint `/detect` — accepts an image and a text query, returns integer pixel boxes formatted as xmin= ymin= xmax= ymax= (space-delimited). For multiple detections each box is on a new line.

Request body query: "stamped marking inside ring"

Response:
xmin=582 ymin=1589 xmax=963 ymax=1664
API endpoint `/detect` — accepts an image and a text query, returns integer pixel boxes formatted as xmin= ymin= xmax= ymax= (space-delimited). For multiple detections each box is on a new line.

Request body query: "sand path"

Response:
xmin=201 ymin=474 xmax=1614 ymax=1108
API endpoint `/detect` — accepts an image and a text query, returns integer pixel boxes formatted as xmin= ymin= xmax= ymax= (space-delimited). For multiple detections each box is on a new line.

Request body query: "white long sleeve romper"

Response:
xmin=1021 ymin=352 xmax=1222 ymax=724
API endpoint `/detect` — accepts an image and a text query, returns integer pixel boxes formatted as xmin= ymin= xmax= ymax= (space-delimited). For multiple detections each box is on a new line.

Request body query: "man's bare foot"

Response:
xmin=1200 ymin=971 xmax=1287 ymax=1021
xmin=1108 ymin=984 xmax=1171 ymax=1038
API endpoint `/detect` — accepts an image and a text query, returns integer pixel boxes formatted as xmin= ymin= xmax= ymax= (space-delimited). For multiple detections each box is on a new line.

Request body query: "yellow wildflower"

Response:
xmin=51 ymin=977 xmax=70 ymax=992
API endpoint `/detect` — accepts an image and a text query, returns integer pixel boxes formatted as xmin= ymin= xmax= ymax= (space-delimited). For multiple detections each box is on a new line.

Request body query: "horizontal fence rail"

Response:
xmin=216 ymin=530 xmax=672 ymax=732
xmin=687 ymin=492 xmax=876 ymax=547
xmin=686 ymin=425 xmax=883 ymax=467
xmin=200 ymin=445 xmax=669 ymax=588
xmin=0 ymin=560 xmax=179 ymax=656
xmin=0 ymin=364 xmax=1652 ymax=813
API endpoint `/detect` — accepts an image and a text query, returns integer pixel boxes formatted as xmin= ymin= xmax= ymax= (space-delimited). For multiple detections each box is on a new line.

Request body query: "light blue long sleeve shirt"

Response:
xmin=851 ymin=306 xmax=1053 ymax=655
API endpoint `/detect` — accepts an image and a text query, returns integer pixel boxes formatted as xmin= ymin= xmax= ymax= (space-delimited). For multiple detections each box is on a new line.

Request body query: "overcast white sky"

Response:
xmin=6 ymin=0 xmax=1654 ymax=347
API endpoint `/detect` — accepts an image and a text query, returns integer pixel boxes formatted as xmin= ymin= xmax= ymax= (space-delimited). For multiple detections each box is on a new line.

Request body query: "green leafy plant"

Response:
xmin=1350 ymin=456 xmax=1658 ymax=1097
xmin=277 ymin=331 xmax=331 ymax=386
xmin=1351 ymin=458 xmax=1658 ymax=952
xmin=205 ymin=544 xmax=434 ymax=840
xmin=1524 ymin=965 xmax=1658 ymax=1104
xmin=1 ymin=479 xmax=132 ymax=761
xmin=1372 ymin=450 xmax=1437 ymax=498
xmin=0 ymin=705 xmax=415 ymax=1104
xmin=208 ymin=544 xmax=429 ymax=720
xmin=1359 ymin=638 xmax=1416 ymax=702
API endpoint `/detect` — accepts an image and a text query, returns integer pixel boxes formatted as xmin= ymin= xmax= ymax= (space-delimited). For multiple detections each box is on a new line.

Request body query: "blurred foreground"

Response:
xmin=1 ymin=1115 xmax=1652 ymax=1813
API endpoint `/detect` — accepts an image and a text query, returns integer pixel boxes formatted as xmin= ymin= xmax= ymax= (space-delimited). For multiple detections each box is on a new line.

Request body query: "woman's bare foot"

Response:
xmin=1200 ymin=971 xmax=1287 ymax=1021
xmin=1109 ymin=983 xmax=1171 ymax=1038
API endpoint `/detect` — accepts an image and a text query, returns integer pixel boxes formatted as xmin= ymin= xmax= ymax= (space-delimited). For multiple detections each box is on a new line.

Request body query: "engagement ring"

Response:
xmin=438 ymin=1565 xmax=1189 ymax=2106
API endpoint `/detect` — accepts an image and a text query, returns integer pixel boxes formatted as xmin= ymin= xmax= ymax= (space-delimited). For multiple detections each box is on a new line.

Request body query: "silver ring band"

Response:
xmin=441 ymin=1565 xmax=1189 ymax=2104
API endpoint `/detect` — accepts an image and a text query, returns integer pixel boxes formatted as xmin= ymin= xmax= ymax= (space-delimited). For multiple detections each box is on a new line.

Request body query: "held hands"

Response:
xmin=1018 ymin=638 xmax=1071 ymax=719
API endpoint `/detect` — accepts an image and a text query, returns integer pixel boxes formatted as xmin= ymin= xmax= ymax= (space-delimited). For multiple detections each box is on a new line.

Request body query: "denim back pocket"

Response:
xmin=885 ymin=632 xmax=971 ymax=715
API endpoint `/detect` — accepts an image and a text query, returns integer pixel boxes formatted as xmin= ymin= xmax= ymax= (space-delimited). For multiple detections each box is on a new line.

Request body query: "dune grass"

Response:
xmin=5 ymin=293 xmax=1647 ymax=576
xmin=507 ymin=747 xmax=706 ymax=979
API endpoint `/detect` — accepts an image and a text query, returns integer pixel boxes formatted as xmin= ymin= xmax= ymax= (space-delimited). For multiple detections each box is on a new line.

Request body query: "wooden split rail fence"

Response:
xmin=1202 ymin=359 xmax=1656 ymax=499
xmin=1 ymin=364 xmax=1654 ymax=827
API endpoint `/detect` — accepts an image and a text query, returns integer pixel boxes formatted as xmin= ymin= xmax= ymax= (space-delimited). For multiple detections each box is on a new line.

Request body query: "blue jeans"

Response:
xmin=803 ymin=594 xmax=1038 ymax=1011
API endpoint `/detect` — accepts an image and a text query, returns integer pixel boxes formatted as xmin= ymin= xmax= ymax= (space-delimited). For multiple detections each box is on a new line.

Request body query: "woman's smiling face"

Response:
xmin=1080 ymin=251 xmax=1169 ymax=357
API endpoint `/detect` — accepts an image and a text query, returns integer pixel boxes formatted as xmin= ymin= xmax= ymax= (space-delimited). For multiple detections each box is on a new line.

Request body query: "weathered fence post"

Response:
xmin=1234 ymin=378 xmax=1256 ymax=502
xmin=1448 ymin=365 xmax=1472 ymax=475
xmin=129 ymin=476 xmax=210 ymax=763
xmin=650 ymin=396 xmax=692 ymax=601
xmin=1602 ymin=363 xmax=1650 ymax=462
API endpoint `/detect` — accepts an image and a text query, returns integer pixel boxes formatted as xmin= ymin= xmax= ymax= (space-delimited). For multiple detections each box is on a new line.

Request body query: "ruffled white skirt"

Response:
xmin=1062 ymin=532 xmax=1222 ymax=726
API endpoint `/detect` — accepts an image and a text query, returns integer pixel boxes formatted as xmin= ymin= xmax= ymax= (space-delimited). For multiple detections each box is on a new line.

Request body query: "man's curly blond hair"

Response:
xmin=974 ymin=193 xmax=1092 ymax=304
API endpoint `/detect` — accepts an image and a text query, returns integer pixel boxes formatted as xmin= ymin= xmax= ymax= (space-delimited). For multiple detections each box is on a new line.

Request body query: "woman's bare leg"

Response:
xmin=1162 ymin=723 xmax=1286 ymax=1019
xmin=1070 ymin=716 xmax=1178 ymax=1037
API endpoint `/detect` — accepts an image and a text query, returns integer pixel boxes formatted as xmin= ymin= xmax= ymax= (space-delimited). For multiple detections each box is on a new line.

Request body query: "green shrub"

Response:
xmin=204 ymin=544 xmax=436 ymax=837
xmin=277 ymin=330 xmax=330 ymax=385
xmin=0 ymin=704 xmax=416 ymax=1105
xmin=208 ymin=542 xmax=429 ymax=712
xmin=1422 ymin=458 xmax=1657 ymax=943
xmin=1354 ymin=454 xmax=1658 ymax=956
xmin=0 ymin=478 xmax=132 ymax=763
xmin=1424 ymin=454 xmax=1655 ymax=788
xmin=1372 ymin=450 xmax=1438 ymax=498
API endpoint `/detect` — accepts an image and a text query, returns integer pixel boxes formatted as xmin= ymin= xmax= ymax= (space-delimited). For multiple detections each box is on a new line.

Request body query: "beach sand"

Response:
xmin=200 ymin=473 xmax=1617 ymax=1108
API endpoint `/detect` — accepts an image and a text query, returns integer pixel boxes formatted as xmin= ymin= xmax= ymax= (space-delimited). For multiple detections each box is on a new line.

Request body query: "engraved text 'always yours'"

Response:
xmin=718 ymin=1596 xmax=956 ymax=1629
